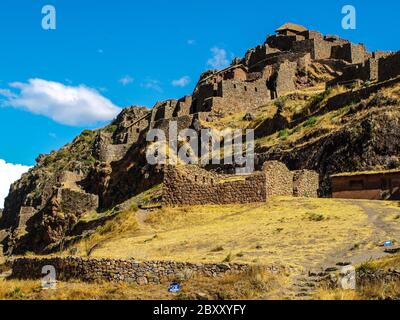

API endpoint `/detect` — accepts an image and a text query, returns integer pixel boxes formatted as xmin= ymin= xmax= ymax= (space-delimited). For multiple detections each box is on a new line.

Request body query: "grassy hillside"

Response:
xmin=63 ymin=197 xmax=400 ymax=272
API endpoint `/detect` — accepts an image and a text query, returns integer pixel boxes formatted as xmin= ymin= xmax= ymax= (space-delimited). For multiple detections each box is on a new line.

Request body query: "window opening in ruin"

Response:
xmin=267 ymin=73 xmax=278 ymax=100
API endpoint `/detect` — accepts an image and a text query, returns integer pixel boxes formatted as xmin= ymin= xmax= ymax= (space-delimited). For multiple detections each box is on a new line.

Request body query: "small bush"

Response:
xmin=211 ymin=246 xmax=224 ymax=252
xmin=278 ymin=129 xmax=290 ymax=140
xmin=306 ymin=212 xmax=325 ymax=222
xmin=303 ymin=116 xmax=318 ymax=128
xmin=274 ymin=97 xmax=287 ymax=114
xmin=223 ymin=253 xmax=232 ymax=262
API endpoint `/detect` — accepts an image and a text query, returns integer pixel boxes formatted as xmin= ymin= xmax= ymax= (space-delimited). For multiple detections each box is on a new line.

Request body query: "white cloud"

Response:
xmin=119 ymin=75 xmax=134 ymax=86
xmin=0 ymin=159 xmax=31 ymax=208
xmin=172 ymin=76 xmax=191 ymax=87
xmin=207 ymin=47 xmax=230 ymax=69
xmin=0 ymin=79 xmax=121 ymax=126
xmin=187 ymin=39 xmax=196 ymax=45
xmin=141 ymin=79 xmax=163 ymax=93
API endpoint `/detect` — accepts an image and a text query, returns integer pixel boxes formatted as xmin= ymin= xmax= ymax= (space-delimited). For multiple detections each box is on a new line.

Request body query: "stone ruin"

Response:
xmin=2 ymin=23 xmax=399 ymax=255
xmin=0 ymin=170 xmax=99 ymax=249
xmin=162 ymin=161 xmax=319 ymax=206
xmin=328 ymin=51 xmax=400 ymax=87
xmin=92 ymin=22 xmax=400 ymax=164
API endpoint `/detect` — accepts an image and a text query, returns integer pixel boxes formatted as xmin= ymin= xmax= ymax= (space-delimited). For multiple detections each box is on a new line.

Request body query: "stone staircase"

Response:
xmin=285 ymin=263 xmax=352 ymax=300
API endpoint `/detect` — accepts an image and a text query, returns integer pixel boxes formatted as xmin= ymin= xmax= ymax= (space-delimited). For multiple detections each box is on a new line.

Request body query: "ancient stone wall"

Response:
xmin=59 ymin=188 xmax=98 ymax=216
xmin=378 ymin=51 xmax=400 ymax=82
xmin=15 ymin=207 xmax=36 ymax=236
xmin=151 ymin=115 xmax=197 ymax=141
xmin=266 ymin=35 xmax=298 ymax=52
xmin=276 ymin=60 xmax=297 ymax=95
xmin=151 ymin=100 xmax=178 ymax=122
xmin=9 ymin=257 xmax=251 ymax=284
xmin=302 ymin=30 xmax=323 ymax=40
xmin=162 ymin=162 xmax=319 ymax=206
xmin=331 ymin=43 xmax=366 ymax=64
xmin=94 ymin=132 xmax=131 ymax=163
xmin=162 ymin=165 xmax=267 ymax=206
xmin=325 ymin=77 xmax=400 ymax=112
xmin=293 ymin=170 xmax=320 ymax=197
xmin=263 ymin=161 xmax=293 ymax=197
xmin=292 ymin=38 xmax=333 ymax=60
xmin=192 ymin=83 xmax=215 ymax=113
xmin=210 ymin=79 xmax=271 ymax=114
xmin=245 ymin=44 xmax=270 ymax=67
xmin=173 ymin=95 xmax=193 ymax=117
xmin=113 ymin=106 xmax=150 ymax=144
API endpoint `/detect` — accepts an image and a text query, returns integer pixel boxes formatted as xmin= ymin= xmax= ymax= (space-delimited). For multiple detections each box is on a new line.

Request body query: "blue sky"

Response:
xmin=0 ymin=0 xmax=399 ymax=205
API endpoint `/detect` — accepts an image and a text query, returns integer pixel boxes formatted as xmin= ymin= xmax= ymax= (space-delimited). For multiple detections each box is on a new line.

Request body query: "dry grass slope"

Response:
xmin=72 ymin=197 xmax=376 ymax=271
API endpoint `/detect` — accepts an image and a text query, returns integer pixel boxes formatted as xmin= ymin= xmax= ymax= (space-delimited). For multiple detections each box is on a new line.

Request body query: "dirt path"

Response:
xmin=322 ymin=200 xmax=400 ymax=266
xmin=292 ymin=200 xmax=400 ymax=299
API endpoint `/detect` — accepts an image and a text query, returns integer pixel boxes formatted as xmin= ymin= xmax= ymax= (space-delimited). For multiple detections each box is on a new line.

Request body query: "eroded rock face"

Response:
xmin=0 ymin=106 xmax=159 ymax=254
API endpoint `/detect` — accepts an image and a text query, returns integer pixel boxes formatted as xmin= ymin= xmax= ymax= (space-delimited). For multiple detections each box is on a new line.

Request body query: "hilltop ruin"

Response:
xmin=1 ymin=22 xmax=400 ymax=254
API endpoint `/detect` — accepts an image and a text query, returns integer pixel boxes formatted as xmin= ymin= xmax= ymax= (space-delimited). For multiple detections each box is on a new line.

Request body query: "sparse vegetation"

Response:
xmin=0 ymin=267 xmax=288 ymax=300
xmin=303 ymin=116 xmax=318 ymax=128
xmin=279 ymin=128 xmax=290 ymax=140
xmin=81 ymin=198 xmax=377 ymax=270
xmin=315 ymin=254 xmax=400 ymax=300
xmin=80 ymin=208 xmax=140 ymax=256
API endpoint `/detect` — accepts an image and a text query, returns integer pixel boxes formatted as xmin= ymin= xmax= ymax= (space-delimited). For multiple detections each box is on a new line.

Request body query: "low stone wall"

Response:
xmin=357 ymin=269 xmax=400 ymax=286
xmin=162 ymin=162 xmax=320 ymax=206
xmin=325 ymin=77 xmax=400 ymax=112
xmin=9 ymin=257 xmax=251 ymax=284
xmin=162 ymin=165 xmax=267 ymax=206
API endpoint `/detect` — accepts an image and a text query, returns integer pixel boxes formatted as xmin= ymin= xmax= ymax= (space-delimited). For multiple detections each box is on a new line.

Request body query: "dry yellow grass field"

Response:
xmin=0 ymin=266 xmax=288 ymax=300
xmin=71 ymin=197 xmax=386 ymax=272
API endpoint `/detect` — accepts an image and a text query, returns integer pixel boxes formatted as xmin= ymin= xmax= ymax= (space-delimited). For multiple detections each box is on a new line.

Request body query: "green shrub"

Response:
xmin=274 ymin=97 xmax=287 ymax=114
xmin=306 ymin=212 xmax=325 ymax=222
xmin=105 ymin=125 xmax=118 ymax=134
xmin=303 ymin=116 xmax=318 ymax=127
xmin=278 ymin=129 xmax=290 ymax=140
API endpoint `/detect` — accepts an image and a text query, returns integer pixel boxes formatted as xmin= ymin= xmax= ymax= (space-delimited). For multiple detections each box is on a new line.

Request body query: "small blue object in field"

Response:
xmin=168 ymin=282 xmax=181 ymax=293
xmin=384 ymin=240 xmax=393 ymax=247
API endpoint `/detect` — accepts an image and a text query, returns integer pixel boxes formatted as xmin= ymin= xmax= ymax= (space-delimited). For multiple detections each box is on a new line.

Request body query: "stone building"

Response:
xmin=328 ymin=50 xmax=400 ymax=88
xmin=331 ymin=169 xmax=400 ymax=200
xmin=162 ymin=161 xmax=319 ymax=206
xmin=140 ymin=22 xmax=396 ymax=130
xmin=94 ymin=106 xmax=151 ymax=163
